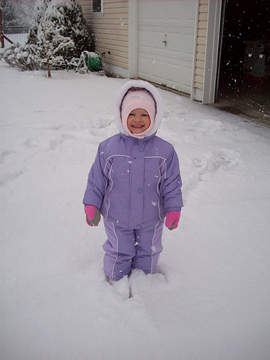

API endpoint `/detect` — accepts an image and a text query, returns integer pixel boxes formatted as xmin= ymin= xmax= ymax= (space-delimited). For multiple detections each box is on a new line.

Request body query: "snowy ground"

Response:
xmin=1 ymin=62 xmax=270 ymax=360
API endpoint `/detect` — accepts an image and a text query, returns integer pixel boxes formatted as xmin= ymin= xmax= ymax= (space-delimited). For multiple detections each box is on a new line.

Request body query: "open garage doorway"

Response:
xmin=215 ymin=0 xmax=270 ymax=126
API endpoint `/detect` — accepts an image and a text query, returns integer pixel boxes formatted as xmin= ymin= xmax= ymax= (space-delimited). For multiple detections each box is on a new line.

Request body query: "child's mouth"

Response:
xmin=132 ymin=124 xmax=144 ymax=128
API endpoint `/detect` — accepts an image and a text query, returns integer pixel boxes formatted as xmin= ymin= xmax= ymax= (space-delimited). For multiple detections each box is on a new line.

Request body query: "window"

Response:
xmin=92 ymin=0 xmax=103 ymax=14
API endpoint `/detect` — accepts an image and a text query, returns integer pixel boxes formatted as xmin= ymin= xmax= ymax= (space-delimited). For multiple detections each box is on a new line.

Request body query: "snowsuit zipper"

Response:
xmin=129 ymin=137 xmax=143 ymax=228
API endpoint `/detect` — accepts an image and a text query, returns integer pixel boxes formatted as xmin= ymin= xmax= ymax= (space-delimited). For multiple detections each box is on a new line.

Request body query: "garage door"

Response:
xmin=138 ymin=0 xmax=196 ymax=94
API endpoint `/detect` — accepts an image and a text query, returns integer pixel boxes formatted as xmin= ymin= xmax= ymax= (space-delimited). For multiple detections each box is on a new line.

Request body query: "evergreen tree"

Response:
xmin=27 ymin=0 xmax=50 ymax=45
xmin=2 ymin=0 xmax=93 ymax=76
xmin=48 ymin=0 xmax=93 ymax=57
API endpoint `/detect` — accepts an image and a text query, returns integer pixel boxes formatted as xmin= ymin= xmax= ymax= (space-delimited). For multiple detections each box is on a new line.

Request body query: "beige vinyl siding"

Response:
xmin=194 ymin=0 xmax=208 ymax=90
xmin=78 ymin=0 xmax=129 ymax=70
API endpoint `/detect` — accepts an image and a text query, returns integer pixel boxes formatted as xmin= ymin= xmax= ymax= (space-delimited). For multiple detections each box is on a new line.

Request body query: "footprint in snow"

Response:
xmin=0 ymin=150 xmax=16 ymax=164
xmin=0 ymin=170 xmax=24 ymax=186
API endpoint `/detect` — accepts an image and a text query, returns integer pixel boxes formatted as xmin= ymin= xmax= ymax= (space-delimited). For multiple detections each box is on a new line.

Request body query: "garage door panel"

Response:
xmin=139 ymin=57 xmax=164 ymax=82
xmin=139 ymin=1 xmax=167 ymax=23
xmin=166 ymin=68 xmax=191 ymax=94
xmin=140 ymin=70 xmax=164 ymax=85
xmin=165 ymin=0 xmax=196 ymax=27
xmin=139 ymin=27 xmax=166 ymax=55
xmin=152 ymin=30 xmax=167 ymax=52
xmin=182 ymin=66 xmax=192 ymax=93
xmin=166 ymin=33 xmax=184 ymax=57
xmin=183 ymin=31 xmax=195 ymax=56
xmin=166 ymin=63 xmax=181 ymax=88
xmin=139 ymin=29 xmax=164 ymax=50
xmin=165 ymin=28 xmax=194 ymax=61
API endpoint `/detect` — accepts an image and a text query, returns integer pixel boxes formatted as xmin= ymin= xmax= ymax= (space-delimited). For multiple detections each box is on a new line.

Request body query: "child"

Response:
xmin=83 ymin=80 xmax=183 ymax=282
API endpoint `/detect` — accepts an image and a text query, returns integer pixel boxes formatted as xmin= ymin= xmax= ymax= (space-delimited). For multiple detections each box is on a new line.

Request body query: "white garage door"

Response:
xmin=138 ymin=0 xmax=196 ymax=94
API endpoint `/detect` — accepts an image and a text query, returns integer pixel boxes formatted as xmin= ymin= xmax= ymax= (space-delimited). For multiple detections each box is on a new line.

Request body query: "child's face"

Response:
xmin=127 ymin=108 xmax=151 ymax=134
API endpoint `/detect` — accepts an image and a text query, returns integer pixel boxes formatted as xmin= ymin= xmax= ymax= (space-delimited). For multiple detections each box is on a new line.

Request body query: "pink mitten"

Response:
xmin=165 ymin=211 xmax=181 ymax=230
xmin=85 ymin=205 xmax=101 ymax=227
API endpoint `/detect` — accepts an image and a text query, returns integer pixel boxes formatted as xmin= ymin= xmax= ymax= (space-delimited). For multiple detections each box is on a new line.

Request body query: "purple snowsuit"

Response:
xmin=83 ymin=80 xmax=183 ymax=280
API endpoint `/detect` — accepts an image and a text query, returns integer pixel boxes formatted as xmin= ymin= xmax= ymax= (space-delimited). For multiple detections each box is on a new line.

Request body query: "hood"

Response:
xmin=114 ymin=80 xmax=164 ymax=138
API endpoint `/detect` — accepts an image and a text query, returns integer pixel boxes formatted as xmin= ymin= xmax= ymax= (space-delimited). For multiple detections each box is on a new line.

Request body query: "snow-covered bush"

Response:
xmin=2 ymin=43 xmax=43 ymax=71
xmin=2 ymin=0 xmax=93 ymax=75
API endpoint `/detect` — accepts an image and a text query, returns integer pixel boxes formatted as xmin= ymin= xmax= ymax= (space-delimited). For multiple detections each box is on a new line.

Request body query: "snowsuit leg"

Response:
xmin=103 ymin=218 xmax=164 ymax=281
xmin=132 ymin=219 xmax=164 ymax=274
xmin=103 ymin=220 xmax=136 ymax=281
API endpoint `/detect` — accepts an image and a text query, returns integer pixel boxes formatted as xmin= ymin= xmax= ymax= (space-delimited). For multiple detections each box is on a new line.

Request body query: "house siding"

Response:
xmin=194 ymin=0 xmax=208 ymax=90
xmin=78 ymin=0 xmax=129 ymax=70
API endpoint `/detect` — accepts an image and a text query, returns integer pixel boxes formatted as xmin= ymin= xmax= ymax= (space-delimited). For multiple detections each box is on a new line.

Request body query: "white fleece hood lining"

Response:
xmin=114 ymin=80 xmax=164 ymax=138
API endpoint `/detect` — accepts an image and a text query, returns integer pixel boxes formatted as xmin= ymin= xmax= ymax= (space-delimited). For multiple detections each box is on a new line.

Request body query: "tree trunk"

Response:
xmin=47 ymin=58 xmax=51 ymax=78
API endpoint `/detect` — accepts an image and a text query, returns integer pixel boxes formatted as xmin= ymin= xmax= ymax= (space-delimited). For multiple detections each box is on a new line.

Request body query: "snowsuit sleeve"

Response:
xmin=83 ymin=144 xmax=107 ymax=209
xmin=161 ymin=145 xmax=183 ymax=212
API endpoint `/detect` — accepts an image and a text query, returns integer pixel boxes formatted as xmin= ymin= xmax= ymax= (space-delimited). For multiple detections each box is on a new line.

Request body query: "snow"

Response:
xmin=1 ymin=62 xmax=270 ymax=360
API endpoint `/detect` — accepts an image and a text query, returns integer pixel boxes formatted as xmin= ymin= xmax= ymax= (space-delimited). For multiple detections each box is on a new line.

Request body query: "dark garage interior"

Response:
xmin=215 ymin=0 xmax=270 ymax=127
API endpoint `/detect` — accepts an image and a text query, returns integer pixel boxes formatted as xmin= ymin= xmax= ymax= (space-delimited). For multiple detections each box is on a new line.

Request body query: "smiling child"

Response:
xmin=83 ymin=80 xmax=183 ymax=283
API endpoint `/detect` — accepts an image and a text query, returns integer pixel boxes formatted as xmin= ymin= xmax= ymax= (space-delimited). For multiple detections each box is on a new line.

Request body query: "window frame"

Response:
xmin=92 ymin=0 xmax=103 ymax=15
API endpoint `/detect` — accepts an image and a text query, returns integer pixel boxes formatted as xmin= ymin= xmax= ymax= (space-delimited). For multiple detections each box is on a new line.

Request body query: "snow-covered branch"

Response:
xmin=53 ymin=39 xmax=74 ymax=55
